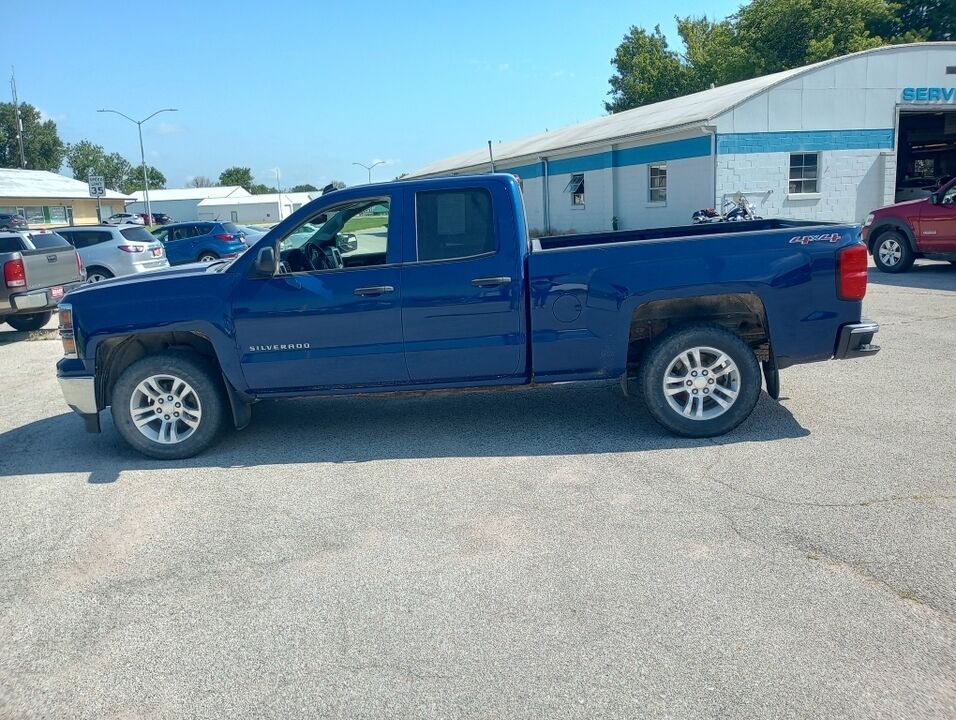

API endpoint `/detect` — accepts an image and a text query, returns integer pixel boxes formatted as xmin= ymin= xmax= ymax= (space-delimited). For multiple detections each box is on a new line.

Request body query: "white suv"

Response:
xmin=57 ymin=225 xmax=169 ymax=282
xmin=105 ymin=212 xmax=145 ymax=225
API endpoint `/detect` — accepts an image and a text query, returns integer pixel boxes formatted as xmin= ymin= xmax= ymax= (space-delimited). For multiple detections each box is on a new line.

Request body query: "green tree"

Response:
xmin=329 ymin=180 xmax=346 ymax=189
xmin=0 ymin=102 xmax=66 ymax=171
xmin=218 ymin=166 xmax=254 ymax=192
xmin=606 ymin=0 xmax=925 ymax=112
xmin=121 ymin=166 xmax=167 ymax=195
xmin=605 ymin=25 xmax=693 ymax=113
xmin=188 ymin=175 xmax=216 ymax=188
xmin=288 ymin=183 xmax=318 ymax=192
xmin=250 ymin=183 xmax=279 ymax=194
xmin=66 ymin=142 xmax=134 ymax=192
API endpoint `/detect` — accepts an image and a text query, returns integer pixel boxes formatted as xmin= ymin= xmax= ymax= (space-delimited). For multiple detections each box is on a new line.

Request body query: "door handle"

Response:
xmin=353 ymin=285 xmax=395 ymax=296
xmin=470 ymin=276 xmax=512 ymax=288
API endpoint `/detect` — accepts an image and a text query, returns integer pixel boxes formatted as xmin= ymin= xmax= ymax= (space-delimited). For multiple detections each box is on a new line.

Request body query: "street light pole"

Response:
xmin=97 ymin=107 xmax=178 ymax=223
xmin=352 ymin=160 xmax=384 ymax=184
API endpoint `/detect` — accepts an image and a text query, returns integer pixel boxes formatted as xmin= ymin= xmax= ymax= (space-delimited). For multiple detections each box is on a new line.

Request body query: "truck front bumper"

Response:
xmin=834 ymin=319 xmax=881 ymax=359
xmin=58 ymin=375 xmax=101 ymax=433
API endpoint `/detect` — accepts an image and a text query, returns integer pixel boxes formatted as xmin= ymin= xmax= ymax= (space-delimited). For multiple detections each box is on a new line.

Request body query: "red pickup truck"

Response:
xmin=863 ymin=177 xmax=956 ymax=273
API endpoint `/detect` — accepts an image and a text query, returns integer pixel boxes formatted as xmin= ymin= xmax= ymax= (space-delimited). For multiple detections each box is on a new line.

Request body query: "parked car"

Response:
xmin=1 ymin=230 xmax=85 ymax=331
xmin=0 ymin=212 xmax=29 ymax=231
xmin=150 ymin=221 xmax=247 ymax=265
xmin=55 ymin=174 xmax=880 ymax=459
xmin=105 ymin=213 xmax=145 ymax=226
xmin=151 ymin=212 xmax=172 ymax=225
xmin=138 ymin=213 xmax=152 ymax=225
xmin=863 ymin=176 xmax=956 ymax=272
xmin=56 ymin=225 xmax=169 ymax=282
xmin=236 ymin=225 xmax=268 ymax=243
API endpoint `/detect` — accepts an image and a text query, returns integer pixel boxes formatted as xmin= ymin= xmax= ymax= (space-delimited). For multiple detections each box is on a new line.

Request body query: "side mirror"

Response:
xmin=930 ymin=193 xmax=939 ymax=205
xmin=255 ymin=246 xmax=277 ymax=276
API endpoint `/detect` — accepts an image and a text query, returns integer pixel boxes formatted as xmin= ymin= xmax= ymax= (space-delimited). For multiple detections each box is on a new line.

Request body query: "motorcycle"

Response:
xmin=692 ymin=196 xmax=763 ymax=224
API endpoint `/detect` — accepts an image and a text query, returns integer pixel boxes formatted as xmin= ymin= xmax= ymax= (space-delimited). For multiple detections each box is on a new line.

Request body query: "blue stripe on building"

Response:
xmin=716 ymin=129 xmax=894 ymax=154
xmin=500 ymin=136 xmax=712 ymax=179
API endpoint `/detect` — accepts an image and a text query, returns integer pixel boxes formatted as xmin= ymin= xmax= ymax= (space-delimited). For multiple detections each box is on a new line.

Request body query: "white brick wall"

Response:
xmin=715 ymin=148 xmax=888 ymax=223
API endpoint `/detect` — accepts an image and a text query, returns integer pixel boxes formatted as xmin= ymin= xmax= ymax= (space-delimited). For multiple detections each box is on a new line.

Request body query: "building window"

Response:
xmin=565 ymin=174 xmax=585 ymax=206
xmin=789 ymin=153 xmax=819 ymax=194
xmin=649 ymin=163 xmax=667 ymax=203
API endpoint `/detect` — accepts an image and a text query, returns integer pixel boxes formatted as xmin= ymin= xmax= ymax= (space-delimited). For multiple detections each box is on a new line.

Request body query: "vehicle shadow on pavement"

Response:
xmin=0 ymin=382 xmax=809 ymax=484
xmin=867 ymin=262 xmax=956 ymax=292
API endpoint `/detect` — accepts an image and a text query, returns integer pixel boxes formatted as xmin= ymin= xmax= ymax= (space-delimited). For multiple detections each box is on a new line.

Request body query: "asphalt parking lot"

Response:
xmin=1 ymin=262 xmax=954 ymax=719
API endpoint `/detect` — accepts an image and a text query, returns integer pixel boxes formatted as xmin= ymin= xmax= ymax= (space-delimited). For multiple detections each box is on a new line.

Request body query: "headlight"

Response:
xmin=58 ymin=304 xmax=77 ymax=358
xmin=863 ymin=213 xmax=874 ymax=227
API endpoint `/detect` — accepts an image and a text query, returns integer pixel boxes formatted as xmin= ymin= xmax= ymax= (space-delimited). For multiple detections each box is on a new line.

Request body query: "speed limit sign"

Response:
xmin=88 ymin=175 xmax=105 ymax=197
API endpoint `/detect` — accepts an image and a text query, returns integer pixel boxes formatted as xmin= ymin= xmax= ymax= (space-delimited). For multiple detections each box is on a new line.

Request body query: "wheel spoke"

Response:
xmin=691 ymin=348 xmax=701 ymax=370
xmin=706 ymin=354 xmax=731 ymax=374
xmin=682 ymin=394 xmax=694 ymax=416
xmin=133 ymin=412 xmax=157 ymax=428
xmin=695 ymin=395 xmax=704 ymax=418
xmin=141 ymin=378 xmax=163 ymax=400
xmin=170 ymin=378 xmax=185 ymax=397
xmin=180 ymin=412 xmax=200 ymax=429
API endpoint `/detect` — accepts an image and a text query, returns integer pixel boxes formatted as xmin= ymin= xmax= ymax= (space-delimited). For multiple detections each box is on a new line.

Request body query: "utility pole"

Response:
xmin=10 ymin=67 xmax=26 ymax=168
xmin=98 ymin=107 xmax=177 ymax=223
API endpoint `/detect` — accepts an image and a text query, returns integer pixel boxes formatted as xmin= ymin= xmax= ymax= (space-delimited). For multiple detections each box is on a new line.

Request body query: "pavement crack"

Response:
xmin=803 ymin=544 xmax=956 ymax=626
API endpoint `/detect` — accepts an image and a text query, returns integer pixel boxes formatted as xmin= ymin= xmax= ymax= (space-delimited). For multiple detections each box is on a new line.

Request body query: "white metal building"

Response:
xmin=408 ymin=42 xmax=956 ymax=233
xmin=126 ymin=186 xmax=250 ymax=222
xmin=196 ymin=192 xmax=318 ymax=224
xmin=0 ymin=168 xmax=132 ymax=227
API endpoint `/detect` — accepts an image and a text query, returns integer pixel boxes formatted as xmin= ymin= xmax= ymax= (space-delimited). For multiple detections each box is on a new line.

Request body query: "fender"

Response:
xmin=869 ymin=218 xmax=919 ymax=255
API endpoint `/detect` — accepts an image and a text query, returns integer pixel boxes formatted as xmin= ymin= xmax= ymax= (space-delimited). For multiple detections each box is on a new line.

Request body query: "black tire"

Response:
xmin=198 ymin=252 xmax=218 ymax=263
xmin=111 ymin=352 xmax=227 ymax=459
xmin=6 ymin=311 xmax=53 ymax=332
xmin=86 ymin=266 xmax=114 ymax=283
xmin=872 ymin=230 xmax=914 ymax=273
xmin=638 ymin=323 xmax=762 ymax=438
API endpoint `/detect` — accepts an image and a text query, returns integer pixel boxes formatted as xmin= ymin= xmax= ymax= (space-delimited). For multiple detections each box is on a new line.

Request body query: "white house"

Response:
xmin=126 ymin=186 xmax=250 ymax=222
xmin=407 ymin=42 xmax=956 ymax=233
xmin=197 ymin=192 xmax=318 ymax=224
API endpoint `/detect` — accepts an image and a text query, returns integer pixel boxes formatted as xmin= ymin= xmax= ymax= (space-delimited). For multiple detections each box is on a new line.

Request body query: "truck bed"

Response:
xmin=527 ymin=219 xmax=864 ymax=381
xmin=533 ymin=219 xmax=844 ymax=251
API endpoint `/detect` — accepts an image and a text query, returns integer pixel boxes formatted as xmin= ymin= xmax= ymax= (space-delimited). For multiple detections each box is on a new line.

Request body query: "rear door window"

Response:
xmin=415 ymin=189 xmax=495 ymax=262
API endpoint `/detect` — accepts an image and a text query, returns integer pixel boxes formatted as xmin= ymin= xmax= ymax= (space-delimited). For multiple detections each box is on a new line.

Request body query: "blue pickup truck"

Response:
xmin=55 ymin=174 xmax=879 ymax=458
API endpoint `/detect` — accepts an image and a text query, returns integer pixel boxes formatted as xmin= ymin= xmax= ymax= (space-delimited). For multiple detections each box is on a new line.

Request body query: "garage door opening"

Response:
xmin=895 ymin=110 xmax=956 ymax=203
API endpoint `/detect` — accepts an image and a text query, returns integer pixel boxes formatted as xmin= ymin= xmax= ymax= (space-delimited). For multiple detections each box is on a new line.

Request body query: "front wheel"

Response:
xmin=111 ymin=352 xmax=227 ymax=459
xmin=872 ymin=231 xmax=914 ymax=273
xmin=638 ymin=323 xmax=762 ymax=438
xmin=6 ymin=311 xmax=52 ymax=331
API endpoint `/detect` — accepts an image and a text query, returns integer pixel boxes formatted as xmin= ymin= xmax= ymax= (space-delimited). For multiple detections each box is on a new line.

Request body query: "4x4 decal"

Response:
xmin=789 ymin=233 xmax=841 ymax=245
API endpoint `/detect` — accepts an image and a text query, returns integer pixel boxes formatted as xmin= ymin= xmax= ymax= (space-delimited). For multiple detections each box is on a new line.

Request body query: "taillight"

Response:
xmin=838 ymin=243 xmax=868 ymax=300
xmin=59 ymin=304 xmax=77 ymax=358
xmin=76 ymin=252 xmax=85 ymax=278
xmin=118 ymin=244 xmax=145 ymax=253
xmin=4 ymin=258 xmax=26 ymax=288
xmin=214 ymin=233 xmax=234 ymax=242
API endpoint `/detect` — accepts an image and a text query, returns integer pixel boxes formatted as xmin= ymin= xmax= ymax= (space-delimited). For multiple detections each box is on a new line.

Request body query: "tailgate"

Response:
xmin=19 ymin=247 xmax=82 ymax=289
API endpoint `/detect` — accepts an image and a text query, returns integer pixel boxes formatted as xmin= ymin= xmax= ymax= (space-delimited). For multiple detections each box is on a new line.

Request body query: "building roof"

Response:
xmin=0 ymin=168 xmax=133 ymax=200
xmin=408 ymin=42 xmax=954 ymax=177
xmin=129 ymin=185 xmax=250 ymax=202
xmin=197 ymin=191 xmax=317 ymax=206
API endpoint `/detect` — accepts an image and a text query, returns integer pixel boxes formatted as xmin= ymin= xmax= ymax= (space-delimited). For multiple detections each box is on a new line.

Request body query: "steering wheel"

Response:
xmin=304 ymin=241 xmax=343 ymax=271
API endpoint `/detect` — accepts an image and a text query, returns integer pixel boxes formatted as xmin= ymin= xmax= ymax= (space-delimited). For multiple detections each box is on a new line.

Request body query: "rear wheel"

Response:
xmin=86 ymin=266 xmax=114 ymax=283
xmin=639 ymin=323 xmax=762 ymax=438
xmin=111 ymin=352 xmax=227 ymax=459
xmin=198 ymin=252 xmax=218 ymax=263
xmin=6 ymin=311 xmax=52 ymax=332
xmin=872 ymin=231 xmax=914 ymax=273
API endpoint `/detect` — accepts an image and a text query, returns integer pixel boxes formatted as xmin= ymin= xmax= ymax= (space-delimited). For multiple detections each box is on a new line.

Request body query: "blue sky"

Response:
xmin=9 ymin=0 xmax=740 ymax=188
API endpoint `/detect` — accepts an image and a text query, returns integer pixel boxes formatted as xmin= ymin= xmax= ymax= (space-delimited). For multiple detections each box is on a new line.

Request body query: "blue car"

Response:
xmin=151 ymin=221 xmax=246 ymax=265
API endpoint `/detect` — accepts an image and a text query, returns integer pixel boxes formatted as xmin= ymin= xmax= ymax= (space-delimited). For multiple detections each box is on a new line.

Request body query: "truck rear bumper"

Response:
xmin=834 ymin=319 xmax=881 ymax=359
xmin=58 ymin=375 xmax=101 ymax=433
xmin=9 ymin=281 xmax=84 ymax=312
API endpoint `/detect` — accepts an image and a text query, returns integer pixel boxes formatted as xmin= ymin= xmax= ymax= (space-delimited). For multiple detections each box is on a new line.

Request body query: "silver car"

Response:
xmin=57 ymin=225 xmax=170 ymax=282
